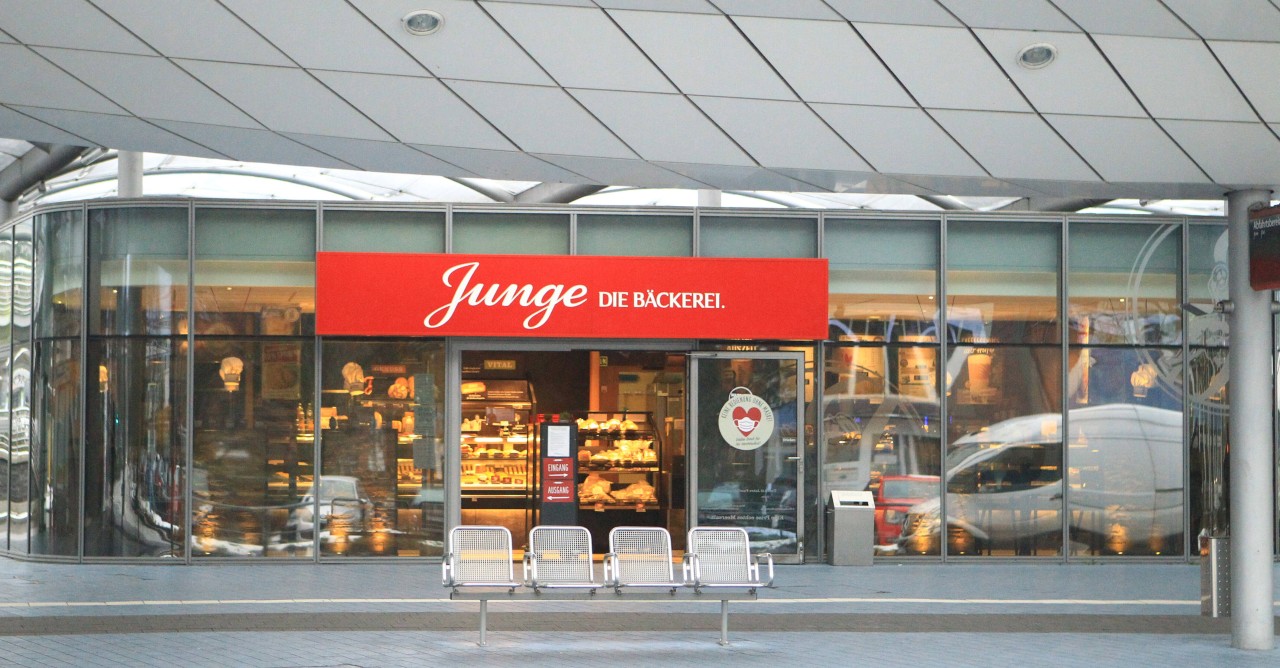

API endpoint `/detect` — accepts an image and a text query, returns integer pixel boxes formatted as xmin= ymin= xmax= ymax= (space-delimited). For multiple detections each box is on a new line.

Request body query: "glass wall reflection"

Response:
xmin=827 ymin=218 xmax=938 ymax=343
xmin=0 ymin=230 xmax=10 ymax=548
xmin=192 ymin=339 xmax=314 ymax=558
xmin=32 ymin=338 xmax=81 ymax=556
xmin=947 ymin=220 xmax=1060 ymax=344
xmin=88 ymin=207 xmax=188 ymax=336
xmin=1068 ymin=222 xmax=1180 ymax=346
xmin=318 ymin=340 xmax=445 ymax=557
xmin=9 ymin=221 xmax=31 ymax=553
xmin=84 ymin=338 xmax=187 ymax=557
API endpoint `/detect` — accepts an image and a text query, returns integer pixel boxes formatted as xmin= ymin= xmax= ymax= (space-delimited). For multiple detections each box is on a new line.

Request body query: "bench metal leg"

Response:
xmin=479 ymin=599 xmax=488 ymax=647
xmin=719 ymin=600 xmax=729 ymax=646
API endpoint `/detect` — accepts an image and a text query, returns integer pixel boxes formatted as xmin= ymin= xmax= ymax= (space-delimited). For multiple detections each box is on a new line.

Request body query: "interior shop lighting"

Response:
xmin=403 ymin=10 xmax=444 ymax=35
xmin=220 ymin=356 xmax=244 ymax=392
xmin=1016 ymin=42 xmax=1057 ymax=69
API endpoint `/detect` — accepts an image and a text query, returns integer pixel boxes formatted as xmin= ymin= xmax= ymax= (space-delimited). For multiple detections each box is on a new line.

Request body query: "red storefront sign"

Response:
xmin=543 ymin=480 xmax=575 ymax=503
xmin=542 ymin=457 xmax=573 ymax=480
xmin=316 ymin=252 xmax=828 ymax=339
xmin=1250 ymin=204 xmax=1280 ymax=290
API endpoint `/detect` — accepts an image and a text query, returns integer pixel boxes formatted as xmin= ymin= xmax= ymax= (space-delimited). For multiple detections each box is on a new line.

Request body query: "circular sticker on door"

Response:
xmin=718 ymin=387 xmax=775 ymax=451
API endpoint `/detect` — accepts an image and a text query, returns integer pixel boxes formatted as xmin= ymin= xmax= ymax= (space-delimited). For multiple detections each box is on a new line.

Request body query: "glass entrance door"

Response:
xmin=689 ymin=352 xmax=804 ymax=563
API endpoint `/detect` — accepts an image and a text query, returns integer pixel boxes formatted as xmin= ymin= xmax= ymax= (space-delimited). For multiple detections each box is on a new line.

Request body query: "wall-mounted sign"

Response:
xmin=1250 ymin=204 xmax=1280 ymax=290
xmin=718 ymin=387 xmax=775 ymax=451
xmin=316 ymin=252 xmax=828 ymax=339
xmin=483 ymin=359 xmax=517 ymax=371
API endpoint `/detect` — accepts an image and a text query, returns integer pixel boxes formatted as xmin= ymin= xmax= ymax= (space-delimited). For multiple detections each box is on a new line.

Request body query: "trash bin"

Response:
xmin=1200 ymin=534 xmax=1230 ymax=617
xmin=826 ymin=490 xmax=875 ymax=566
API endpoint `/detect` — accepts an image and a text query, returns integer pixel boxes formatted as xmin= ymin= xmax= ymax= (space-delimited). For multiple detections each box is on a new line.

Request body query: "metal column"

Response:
xmin=1225 ymin=189 xmax=1275 ymax=651
xmin=117 ymin=151 xmax=143 ymax=197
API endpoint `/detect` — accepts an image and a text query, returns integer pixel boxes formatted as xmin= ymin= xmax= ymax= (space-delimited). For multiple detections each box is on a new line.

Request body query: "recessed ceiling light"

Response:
xmin=402 ymin=10 xmax=444 ymax=36
xmin=1016 ymin=43 xmax=1057 ymax=70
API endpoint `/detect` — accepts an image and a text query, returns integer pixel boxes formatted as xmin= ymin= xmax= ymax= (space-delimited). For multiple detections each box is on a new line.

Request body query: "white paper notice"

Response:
xmin=546 ymin=425 xmax=571 ymax=457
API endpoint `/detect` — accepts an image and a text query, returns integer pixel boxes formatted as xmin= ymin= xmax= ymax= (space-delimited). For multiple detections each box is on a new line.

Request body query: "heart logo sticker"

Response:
xmin=718 ymin=387 xmax=775 ymax=451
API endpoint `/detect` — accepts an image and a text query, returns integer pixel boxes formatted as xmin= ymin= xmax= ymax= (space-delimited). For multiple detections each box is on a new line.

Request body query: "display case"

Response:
xmin=573 ymin=411 xmax=663 ymax=511
xmin=459 ymin=379 xmax=536 ymax=498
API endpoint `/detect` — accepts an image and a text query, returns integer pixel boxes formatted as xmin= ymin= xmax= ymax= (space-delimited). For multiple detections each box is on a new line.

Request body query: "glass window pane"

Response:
xmin=577 ymin=214 xmax=692 ymax=256
xmin=700 ymin=216 xmax=817 ymax=258
xmin=0 ymin=230 xmax=10 ymax=548
xmin=937 ymin=345 xmax=1063 ymax=556
xmin=192 ymin=339 xmax=315 ymax=558
xmin=1189 ymin=348 xmax=1228 ymax=541
xmin=31 ymin=338 xmax=81 ymax=556
xmin=195 ymin=208 xmax=315 ymax=337
xmin=84 ymin=338 xmax=187 ymax=557
xmin=1187 ymin=224 xmax=1229 ymax=347
xmin=322 ymin=209 xmax=445 ymax=253
xmin=827 ymin=218 xmax=938 ymax=342
xmin=1068 ymin=347 xmax=1183 ymax=556
xmin=453 ymin=212 xmax=569 ymax=255
xmin=1069 ymin=222 xmax=1180 ymax=346
xmin=821 ymin=344 xmax=942 ymax=556
xmin=947 ymin=220 xmax=1060 ymax=344
xmin=9 ymin=221 xmax=31 ymax=553
xmin=319 ymin=340 xmax=445 ymax=557
xmin=89 ymin=207 xmax=188 ymax=336
xmin=35 ymin=209 xmax=84 ymax=339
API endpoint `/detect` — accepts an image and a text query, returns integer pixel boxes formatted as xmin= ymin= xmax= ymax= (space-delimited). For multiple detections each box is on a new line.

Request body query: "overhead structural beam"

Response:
xmin=514 ymin=182 xmax=606 ymax=204
xmin=994 ymin=197 xmax=1111 ymax=213
xmin=447 ymin=177 xmax=514 ymax=203
xmin=920 ymin=195 xmax=972 ymax=211
xmin=0 ymin=143 xmax=88 ymax=202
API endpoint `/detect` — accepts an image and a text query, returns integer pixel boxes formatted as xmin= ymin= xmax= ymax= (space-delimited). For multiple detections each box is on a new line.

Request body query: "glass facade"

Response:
xmin=0 ymin=201 xmax=1260 ymax=563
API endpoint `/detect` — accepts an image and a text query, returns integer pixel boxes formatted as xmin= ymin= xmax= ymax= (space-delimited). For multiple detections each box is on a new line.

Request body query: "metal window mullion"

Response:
xmin=1181 ymin=218 xmax=1192 ymax=563
xmin=184 ymin=201 xmax=195 ymax=564
xmin=444 ymin=339 xmax=461 ymax=534
xmin=77 ymin=202 xmax=87 ymax=562
xmin=1060 ymin=216 xmax=1070 ymax=562
xmin=313 ymin=204 xmax=322 ymax=563
xmin=938 ymin=213 xmax=949 ymax=562
xmin=692 ymin=207 xmax=701 ymax=258
xmin=444 ymin=203 xmax=453 ymax=253
xmin=569 ymin=211 xmax=577 ymax=256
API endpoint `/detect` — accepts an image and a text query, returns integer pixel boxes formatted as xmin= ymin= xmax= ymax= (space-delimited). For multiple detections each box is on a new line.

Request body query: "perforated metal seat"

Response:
xmin=604 ymin=526 xmax=680 ymax=592
xmin=442 ymin=525 xmax=520 ymax=591
xmin=683 ymin=527 xmax=774 ymax=592
xmin=523 ymin=525 xmax=600 ymax=591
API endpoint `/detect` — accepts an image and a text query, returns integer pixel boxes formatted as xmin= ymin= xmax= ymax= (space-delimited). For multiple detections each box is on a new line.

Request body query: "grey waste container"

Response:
xmin=825 ymin=490 xmax=875 ymax=566
xmin=1200 ymin=535 xmax=1230 ymax=617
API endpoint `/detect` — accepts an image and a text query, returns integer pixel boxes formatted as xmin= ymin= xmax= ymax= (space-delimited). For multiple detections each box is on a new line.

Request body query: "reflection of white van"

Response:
xmin=820 ymin=393 xmax=940 ymax=495
xmin=902 ymin=404 xmax=1182 ymax=555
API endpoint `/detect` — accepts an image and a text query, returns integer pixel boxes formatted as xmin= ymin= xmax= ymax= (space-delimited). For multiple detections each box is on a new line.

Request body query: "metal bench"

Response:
xmin=445 ymin=524 xmax=772 ymax=647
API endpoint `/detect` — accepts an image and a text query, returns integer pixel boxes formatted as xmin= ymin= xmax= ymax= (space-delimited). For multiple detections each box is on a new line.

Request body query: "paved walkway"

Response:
xmin=0 ymin=560 xmax=1275 ymax=666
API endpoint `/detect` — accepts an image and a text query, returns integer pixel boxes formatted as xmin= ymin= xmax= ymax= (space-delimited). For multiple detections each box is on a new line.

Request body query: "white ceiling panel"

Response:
xmin=11 ymin=107 xmax=225 ymax=158
xmin=1164 ymin=0 xmax=1280 ymax=41
xmin=609 ymin=10 xmax=795 ymax=100
xmin=483 ymin=2 xmax=673 ymax=92
xmin=0 ymin=105 xmax=92 ymax=145
xmin=488 ymin=0 xmax=595 ymax=6
xmin=1052 ymin=0 xmax=1194 ymax=38
xmin=88 ymin=0 xmax=290 ymax=65
xmin=771 ymin=168 xmax=917 ymax=195
xmin=974 ymin=30 xmax=1146 ymax=117
xmin=709 ymin=0 xmax=841 ymax=20
xmin=534 ymin=154 xmax=710 ymax=188
xmin=857 ymin=24 xmax=1029 ymax=112
xmin=283 ymin=134 xmax=472 ymax=176
xmin=569 ymin=89 xmax=753 ymax=165
xmin=36 ymin=48 xmax=261 ymax=128
xmin=813 ymin=104 xmax=986 ymax=176
xmin=930 ymin=110 xmax=1098 ymax=181
xmin=311 ymin=71 xmax=513 ymax=150
xmin=1096 ymin=35 xmax=1257 ymax=121
xmin=938 ymin=0 xmax=1079 ymax=31
xmin=735 ymin=17 xmax=914 ymax=107
xmin=413 ymin=145 xmax=587 ymax=182
xmin=0 ymin=0 xmax=152 ymax=54
xmin=348 ymin=0 xmax=553 ymax=85
xmin=653 ymin=162 xmax=819 ymax=191
xmin=176 ymin=60 xmax=392 ymax=141
xmin=150 ymin=120 xmax=357 ymax=170
xmin=1044 ymin=115 xmax=1207 ymax=183
xmin=220 ymin=0 xmax=424 ymax=76
xmin=1162 ymin=120 xmax=1280 ymax=185
xmin=592 ymin=1 xmax=720 ymax=14
xmin=0 ymin=44 xmax=125 ymax=114
xmin=691 ymin=97 xmax=869 ymax=171
xmin=448 ymin=81 xmax=635 ymax=158
xmin=0 ymin=28 xmax=14 ymax=43
xmin=824 ymin=0 xmax=960 ymax=27
xmin=1210 ymin=41 xmax=1280 ymax=122
xmin=896 ymin=173 xmax=1043 ymax=197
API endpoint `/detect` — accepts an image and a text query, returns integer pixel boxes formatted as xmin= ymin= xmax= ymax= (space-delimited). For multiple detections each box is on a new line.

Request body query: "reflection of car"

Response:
xmin=288 ymin=476 xmax=373 ymax=537
xmin=901 ymin=404 xmax=1182 ymax=556
xmin=875 ymin=474 xmax=939 ymax=546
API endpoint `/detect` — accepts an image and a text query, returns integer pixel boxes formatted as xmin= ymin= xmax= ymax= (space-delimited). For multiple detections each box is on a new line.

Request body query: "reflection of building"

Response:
xmin=0 ymin=201 xmax=1257 ymax=565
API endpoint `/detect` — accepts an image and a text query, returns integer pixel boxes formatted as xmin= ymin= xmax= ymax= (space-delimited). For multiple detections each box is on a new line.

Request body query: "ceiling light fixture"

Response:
xmin=1016 ymin=43 xmax=1057 ymax=69
xmin=402 ymin=10 xmax=444 ymax=36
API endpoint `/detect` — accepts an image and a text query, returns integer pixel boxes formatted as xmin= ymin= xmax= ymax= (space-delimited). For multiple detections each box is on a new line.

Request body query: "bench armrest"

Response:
xmin=602 ymin=552 xmax=619 ymax=587
xmin=522 ymin=551 xmax=536 ymax=587
xmin=752 ymin=553 xmax=775 ymax=588
xmin=681 ymin=552 xmax=698 ymax=586
xmin=442 ymin=552 xmax=456 ymax=587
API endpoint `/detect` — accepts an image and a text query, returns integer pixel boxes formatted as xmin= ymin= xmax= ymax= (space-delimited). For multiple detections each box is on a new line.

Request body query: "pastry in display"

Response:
xmin=578 ymin=473 xmax=614 ymax=503
xmin=613 ymin=480 xmax=657 ymax=503
xmin=388 ymin=377 xmax=411 ymax=399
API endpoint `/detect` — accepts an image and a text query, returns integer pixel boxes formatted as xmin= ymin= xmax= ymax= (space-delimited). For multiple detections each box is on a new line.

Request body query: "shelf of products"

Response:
xmin=574 ymin=411 xmax=662 ymax=509
xmin=459 ymin=380 xmax=535 ymax=498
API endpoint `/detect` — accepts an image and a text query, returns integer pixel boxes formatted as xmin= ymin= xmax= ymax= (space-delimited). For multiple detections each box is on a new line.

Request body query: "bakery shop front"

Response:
xmin=316 ymin=251 xmax=827 ymax=562
xmin=1 ymin=200 xmax=1243 ymax=564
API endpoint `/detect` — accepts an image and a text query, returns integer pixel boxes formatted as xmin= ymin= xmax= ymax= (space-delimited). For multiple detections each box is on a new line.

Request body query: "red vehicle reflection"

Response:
xmin=876 ymin=474 xmax=940 ymax=545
